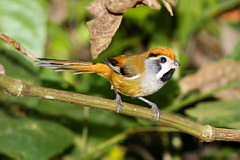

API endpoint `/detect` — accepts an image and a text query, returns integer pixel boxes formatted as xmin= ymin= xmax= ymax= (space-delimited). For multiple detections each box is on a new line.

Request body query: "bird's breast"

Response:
xmin=139 ymin=73 xmax=165 ymax=96
xmin=108 ymin=72 xmax=165 ymax=97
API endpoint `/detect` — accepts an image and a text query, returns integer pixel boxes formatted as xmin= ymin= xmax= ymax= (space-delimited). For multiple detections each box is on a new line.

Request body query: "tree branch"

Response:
xmin=1 ymin=33 xmax=240 ymax=142
xmin=0 ymin=33 xmax=38 ymax=61
xmin=0 ymin=73 xmax=240 ymax=142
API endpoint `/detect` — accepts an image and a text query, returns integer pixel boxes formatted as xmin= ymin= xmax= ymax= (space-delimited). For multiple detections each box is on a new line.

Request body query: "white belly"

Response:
xmin=139 ymin=73 xmax=165 ymax=96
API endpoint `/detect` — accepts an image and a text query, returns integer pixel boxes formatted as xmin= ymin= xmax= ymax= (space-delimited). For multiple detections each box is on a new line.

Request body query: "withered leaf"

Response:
xmin=86 ymin=0 xmax=123 ymax=59
xmin=162 ymin=0 xmax=174 ymax=16
xmin=0 ymin=64 xmax=6 ymax=75
xmin=164 ymin=0 xmax=178 ymax=6
xmin=142 ymin=0 xmax=161 ymax=10
xmin=105 ymin=0 xmax=142 ymax=14
xmin=86 ymin=1 xmax=122 ymax=59
xmin=87 ymin=0 xmax=176 ymax=59
xmin=180 ymin=59 xmax=240 ymax=100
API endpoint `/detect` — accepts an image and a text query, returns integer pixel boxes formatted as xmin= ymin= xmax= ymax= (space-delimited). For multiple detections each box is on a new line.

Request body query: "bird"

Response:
xmin=35 ymin=46 xmax=180 ymax=120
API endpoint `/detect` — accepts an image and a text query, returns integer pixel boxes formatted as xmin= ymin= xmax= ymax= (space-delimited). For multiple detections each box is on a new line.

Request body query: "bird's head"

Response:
xmin=145 ymin=46 xmax=180 ymax=82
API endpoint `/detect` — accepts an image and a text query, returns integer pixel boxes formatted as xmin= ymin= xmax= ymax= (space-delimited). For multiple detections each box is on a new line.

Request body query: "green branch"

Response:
xmin=0 ymin=73 xmax=240 ymax=142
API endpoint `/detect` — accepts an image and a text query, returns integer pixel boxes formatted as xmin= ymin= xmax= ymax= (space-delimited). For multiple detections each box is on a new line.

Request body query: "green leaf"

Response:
xmin=186 ymin=100 xmax=240 ymax=129
xmin=124 ymin=6 xmax=157 ymax=30
xmin=36 ymin=99 xmax=139 ymax=144
xmin=177 ymin=0 xmax=204 ymax=47
xmin=0 ymin=117 xmax=74 ymax=160
xmin=0 ymin=0 xmax=48 ymax=109
xmin=36 ymin=98 xmax=140 ymax=147
xmin=0 ymin=0 xmax=48 ymax=57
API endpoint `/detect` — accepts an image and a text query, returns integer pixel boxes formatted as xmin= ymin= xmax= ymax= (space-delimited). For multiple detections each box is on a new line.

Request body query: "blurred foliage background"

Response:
xmin=0 ymin=0 xmax=240 ymax=159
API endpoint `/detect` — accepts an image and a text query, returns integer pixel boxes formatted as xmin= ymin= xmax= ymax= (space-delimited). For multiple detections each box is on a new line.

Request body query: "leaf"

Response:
xmin=105 ymin=0 xmax=159 ymax=14
xmin=140 ymin=0 xmax=161 ymax=10
xmin=86 ymin=0 xmax=162 ymax=59
xmin=86 ymin=0 xmax=177 ymax=58
xmin=35 ymin=97 xmax=140 ymax=147
xmin=186 ymin=100 xmax=240 ymax=129
xmin=0 ymin=0 xmax=47 ymax=108
xmin=180 ymin=59 xmax=240 ymax=100
xmin=0 ymin=117 xmax=74 ymax=160
xmin=0 ymin=0 xmax=48 ymax=57
xmin=36 ymin=99 xmax=139 ymax=141
xmin=86 ymin=0 xmax=123 ymax=59
xmin=162 ymin=0 xmax=174 ymax=16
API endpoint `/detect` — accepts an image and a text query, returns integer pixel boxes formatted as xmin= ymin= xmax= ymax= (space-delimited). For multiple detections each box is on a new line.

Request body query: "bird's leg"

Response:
xmin=113 ymin=88 xmax=124 ymax=113
xmin=138 ymin=97 xmax=161 ymax=120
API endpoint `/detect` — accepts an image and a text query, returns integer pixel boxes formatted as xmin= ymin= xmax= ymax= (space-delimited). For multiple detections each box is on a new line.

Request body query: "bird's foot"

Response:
xmin=138 ymin=97 xmax=161 ymax=120
xmin=150 ymin=103 xmax=161 ymax=120
xmin=115 ymin=94 xmax=124 ymax=113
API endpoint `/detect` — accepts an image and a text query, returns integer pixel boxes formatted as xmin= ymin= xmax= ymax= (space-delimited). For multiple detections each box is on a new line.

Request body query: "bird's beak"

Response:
xmin=172 ymin=60 xmax=180 ymax=69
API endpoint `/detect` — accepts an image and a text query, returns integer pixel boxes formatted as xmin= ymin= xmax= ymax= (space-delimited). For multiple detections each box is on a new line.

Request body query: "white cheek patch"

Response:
xmin=156 ymin=65 xmax=171 ymax=79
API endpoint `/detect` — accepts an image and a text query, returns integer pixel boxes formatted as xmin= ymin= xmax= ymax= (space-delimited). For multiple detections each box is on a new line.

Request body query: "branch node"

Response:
xmin=3 ymin=78 xmax=25 ymax=97
xmin=201 ymin=125 xmax=214 ymax=142
xmin=16 ymin=82 xmax=24 ymax=97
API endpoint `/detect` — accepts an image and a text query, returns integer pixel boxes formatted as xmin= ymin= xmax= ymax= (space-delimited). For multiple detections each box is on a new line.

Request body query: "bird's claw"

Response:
xmin=137 ymin=97 xmax=161 ymax=120
xmin=115 ymin=94 xmax=124 ymax=113
xmin=151 ymin=104 xmax=161 ymax=120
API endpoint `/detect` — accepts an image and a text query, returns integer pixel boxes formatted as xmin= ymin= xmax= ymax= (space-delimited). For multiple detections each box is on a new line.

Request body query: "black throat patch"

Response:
xmin=160 ymin=69 xmax=175 ymax=83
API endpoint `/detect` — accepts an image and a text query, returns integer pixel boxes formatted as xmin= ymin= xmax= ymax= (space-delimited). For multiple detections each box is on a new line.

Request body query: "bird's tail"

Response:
xmin=35 ymin=58 xmax=110 ymax=75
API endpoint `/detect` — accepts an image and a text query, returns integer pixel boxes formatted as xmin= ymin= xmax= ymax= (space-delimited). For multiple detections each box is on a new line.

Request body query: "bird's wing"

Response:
xmin=103 ymin=55 xmax=138 ymax=77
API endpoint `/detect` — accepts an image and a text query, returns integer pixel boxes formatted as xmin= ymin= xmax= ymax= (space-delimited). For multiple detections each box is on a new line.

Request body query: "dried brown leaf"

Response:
xmin=105 ymin=0 xmax=140 ymax=14
xmin=164 ymin=0 xmax=178 ymax=6
xmin=105 ymin=0 xmax=161 ymax=14
xmin=86 ymin=0 xmax=123 ymax=59
xmin=162 ymin=0 xmax=174 ymax=16
xmin=180 ymin=59 xmax=240 ymax=100
xmin=142 ymin=0 xmax=161 ymax=10
xmin=86 ymin=0 xmax=177 ymax=58
xmin=86 ymin=0 xmax=163 ymax=59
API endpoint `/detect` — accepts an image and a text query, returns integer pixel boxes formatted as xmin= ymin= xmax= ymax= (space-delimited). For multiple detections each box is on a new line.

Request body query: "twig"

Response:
xmin=0 ymin=73 xmax=240 ymax=142
xmin=0 ymin=33 xmax=38 ymax=61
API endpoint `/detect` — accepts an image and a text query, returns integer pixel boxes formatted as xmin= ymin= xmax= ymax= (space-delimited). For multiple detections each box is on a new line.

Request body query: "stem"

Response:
xmin=1 ymin=73 xmax=240 ymax=142
xmin=0 ymin=33 xmax=38 ymax=61
xmin=81 ymin=107 xmax=90 ymax=153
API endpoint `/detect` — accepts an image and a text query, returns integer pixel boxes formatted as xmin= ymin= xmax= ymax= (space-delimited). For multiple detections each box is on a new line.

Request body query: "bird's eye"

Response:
xmin=160 ymin=57 xmax=167 ymax=63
